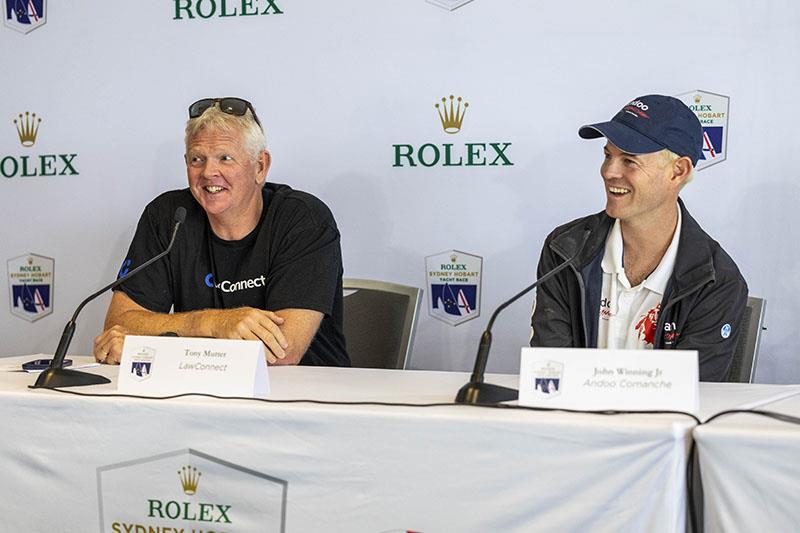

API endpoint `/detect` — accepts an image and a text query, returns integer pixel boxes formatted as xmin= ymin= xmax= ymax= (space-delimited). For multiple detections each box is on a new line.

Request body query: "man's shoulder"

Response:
xmin=265 ymin=182 xmax=337 ymax=228
xmin=547 ymin=210 xmax=608 ymax=241
xmin=679 ymin=201 xmax=747 ymax=287
xmin=143 ymin=188 xmax=198 ymax=220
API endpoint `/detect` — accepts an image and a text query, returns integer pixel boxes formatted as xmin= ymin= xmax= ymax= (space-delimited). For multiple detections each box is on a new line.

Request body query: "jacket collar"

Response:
xmin=549 ymin=198 xmax=715 ymax=299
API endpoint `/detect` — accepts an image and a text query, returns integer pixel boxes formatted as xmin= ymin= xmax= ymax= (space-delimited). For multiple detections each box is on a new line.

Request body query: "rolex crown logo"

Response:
xmin=694 ymin=94 xmax=702 ymax=104
xmin=450 ymin=254 xmax=457 ymax=262
xmin=435 ymin=95 xmax=469 ymax=134
xmin=178 ymin=465 xmax=201 ymax=495
xmin=14 ymin=112 xmax=42 ymax=147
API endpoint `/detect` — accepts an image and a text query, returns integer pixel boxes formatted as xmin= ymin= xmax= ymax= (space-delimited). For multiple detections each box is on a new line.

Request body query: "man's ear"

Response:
xmin=256 ymin=150 xmax=271 ymax=183
xmin=672 ymin=156 xmax=693 ymax=186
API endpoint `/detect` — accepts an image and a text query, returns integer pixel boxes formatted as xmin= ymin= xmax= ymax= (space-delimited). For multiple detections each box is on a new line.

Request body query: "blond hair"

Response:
xmin=184 ymin=105 xmax=267 ymax=162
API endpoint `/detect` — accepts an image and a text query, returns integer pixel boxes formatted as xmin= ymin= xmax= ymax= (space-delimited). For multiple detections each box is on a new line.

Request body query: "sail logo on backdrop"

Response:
xmin=426 ymin=0 xmax=475 ymax=11
xmin=1 ymin=111 xmax=79 ymax=178
xmin=425 ymin=250 xmax=482 ymax=326
xmin=392 ymin=95 xmax=514 ymax=168
xmin=173 ymin=0 xmax=283 ymax=20
xmin=7 ymin=253 xmax=54 ymax=322
xmin=676 ymin=89 xmax=729 ymax=171
xmin=3 ymin=0 xmax=46 ymax=34
xmin=99 ymin=449 xmax=288 ymax=532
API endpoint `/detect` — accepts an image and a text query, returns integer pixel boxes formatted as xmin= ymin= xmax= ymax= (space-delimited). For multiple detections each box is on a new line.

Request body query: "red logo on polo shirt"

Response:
xmin=635 ymin=304 xmax=660 ymax=345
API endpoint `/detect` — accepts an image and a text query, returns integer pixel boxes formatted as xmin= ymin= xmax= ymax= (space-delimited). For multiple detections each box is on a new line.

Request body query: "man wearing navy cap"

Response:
xmin=530 ymin=94 xmax=747 ymax=381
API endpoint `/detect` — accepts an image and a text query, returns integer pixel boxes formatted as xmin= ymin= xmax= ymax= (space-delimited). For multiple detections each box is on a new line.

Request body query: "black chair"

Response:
xmin=342 ymin=279 xmax=423 ymax=369
xmin=725 ymin=296 xmax=767 ymax=383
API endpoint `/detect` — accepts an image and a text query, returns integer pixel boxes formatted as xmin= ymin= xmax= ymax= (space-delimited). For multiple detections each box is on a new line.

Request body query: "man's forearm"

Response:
xmin=105 ymin=307 xmax=218 ymax=338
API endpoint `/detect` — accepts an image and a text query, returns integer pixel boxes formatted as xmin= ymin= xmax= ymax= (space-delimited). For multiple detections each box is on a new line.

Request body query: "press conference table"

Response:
xmin=695 ymin=392 xmax=800 ymax=533
xmin=1 ymin=355 xmax=799 ymax=533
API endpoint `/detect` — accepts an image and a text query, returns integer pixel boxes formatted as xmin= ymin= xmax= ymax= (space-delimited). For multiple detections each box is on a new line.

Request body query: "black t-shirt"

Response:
xmin=115 ymin=183 xmax=349 ymax=367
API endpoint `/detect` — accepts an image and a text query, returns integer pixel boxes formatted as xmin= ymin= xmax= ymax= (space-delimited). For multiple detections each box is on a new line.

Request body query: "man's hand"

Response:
xmin=98 ymin=292 xmax=317 ymax=366
xmin=208 ymin=307 xmax=288 ymax=364
xmin=94 ymin=325 xmax=130 ymax=365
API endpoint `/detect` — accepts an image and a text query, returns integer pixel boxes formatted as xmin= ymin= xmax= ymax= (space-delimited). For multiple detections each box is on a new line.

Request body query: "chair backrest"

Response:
xmin=726 ymin=296 xmax=767 ymax=383
xmin=342 ymin=278 xmax=423 ymax=369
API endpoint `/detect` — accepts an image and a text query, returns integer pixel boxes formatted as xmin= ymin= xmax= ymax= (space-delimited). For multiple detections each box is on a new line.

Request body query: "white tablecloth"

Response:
xmin=694 ymin=391 xmax=800 ymax=533
xmin=1 ymin=355 xmax=798 ymax=533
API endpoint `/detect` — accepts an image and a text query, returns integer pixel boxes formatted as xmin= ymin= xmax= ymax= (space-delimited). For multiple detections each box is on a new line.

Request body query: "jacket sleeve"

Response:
xmin=674 ymin=275 xmax=748 ymax=381
xmin=530 ymin=237 xmax=578 ymax=348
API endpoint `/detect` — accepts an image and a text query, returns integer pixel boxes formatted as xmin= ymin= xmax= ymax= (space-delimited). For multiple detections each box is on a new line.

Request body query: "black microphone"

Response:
xmin=455 ymin=227 xmax=592 ymax=404
xmin=32 ymin=207 xmax=187 ymax=389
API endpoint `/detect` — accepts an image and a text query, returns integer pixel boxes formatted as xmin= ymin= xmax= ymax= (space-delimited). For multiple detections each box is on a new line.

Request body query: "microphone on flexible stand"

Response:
xmin=32 ymin=207 xmax=187 ymax=389
xmin=455 ymin=228 xmax=592 ymax=404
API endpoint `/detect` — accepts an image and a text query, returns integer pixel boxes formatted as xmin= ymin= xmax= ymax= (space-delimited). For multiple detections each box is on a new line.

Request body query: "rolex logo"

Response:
xmin=178 ymin=465 xmax=201 ymax=495
xmin=392 ymin=93 xmax=513 ymax=169
xmin=694 ymin=94 xmax=702 ymax=104
xmin=14 ymin=112 xmax=41 ymax=147
xmin=435 ymin=95 xmax=468 ymax=134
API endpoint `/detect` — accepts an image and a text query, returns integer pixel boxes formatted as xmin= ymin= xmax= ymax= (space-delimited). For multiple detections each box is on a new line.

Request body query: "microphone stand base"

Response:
xmin=30 ymin=368 xmax=111 ymax=389
xmin=455 ymin=381 xmax=518 ymax=404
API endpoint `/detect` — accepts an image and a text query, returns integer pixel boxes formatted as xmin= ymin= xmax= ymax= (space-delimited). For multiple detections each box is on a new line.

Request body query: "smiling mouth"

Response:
xmin=608 ymin=186 xmax=631 ymax=196
xmin=204 ymin=185 xmax=225 ymax=194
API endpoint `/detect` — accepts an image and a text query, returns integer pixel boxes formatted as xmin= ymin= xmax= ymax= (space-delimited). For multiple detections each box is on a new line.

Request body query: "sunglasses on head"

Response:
xmin=188 ymin=97 xmax=262 ymax=129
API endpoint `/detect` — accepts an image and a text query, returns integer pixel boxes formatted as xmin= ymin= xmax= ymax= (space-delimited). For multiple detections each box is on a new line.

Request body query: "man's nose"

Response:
xmin=201 ymin=159 xmax=221 ymax=178
xmin=602 ymin=159 xmax=622 ymax=180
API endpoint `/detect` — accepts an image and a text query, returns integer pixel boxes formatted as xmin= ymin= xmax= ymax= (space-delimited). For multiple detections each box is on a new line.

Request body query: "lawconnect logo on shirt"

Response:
xmin=204 ymin=273 xmax=266 ymax=293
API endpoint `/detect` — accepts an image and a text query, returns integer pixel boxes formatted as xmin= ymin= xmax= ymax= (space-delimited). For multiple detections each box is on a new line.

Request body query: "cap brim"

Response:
xmin=578 ymin=121 xmax=665 ymax=155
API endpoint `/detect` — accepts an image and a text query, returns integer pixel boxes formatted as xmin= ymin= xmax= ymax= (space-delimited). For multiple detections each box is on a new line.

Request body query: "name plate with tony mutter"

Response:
xmin=518 ymin=348 xmax=698 ymax=415
xmin=118 ymin=335 xmax=268 ymax=398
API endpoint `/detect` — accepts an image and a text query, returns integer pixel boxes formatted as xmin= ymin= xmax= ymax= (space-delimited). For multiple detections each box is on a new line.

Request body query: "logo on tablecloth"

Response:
xmin=7 ymin=253 xmax=53 ymax=322
xmin=4 ymin=0 xmax=46 ymax=34
xmin=676 ymin=90 xmax=730 ymax=171
xmin=425 ymin=250 xmax=482 ymax=326
xmin=98 ymin=449 xmax=288 ymax=532
xmin=532 ymin=361 xmax=564 ymax=397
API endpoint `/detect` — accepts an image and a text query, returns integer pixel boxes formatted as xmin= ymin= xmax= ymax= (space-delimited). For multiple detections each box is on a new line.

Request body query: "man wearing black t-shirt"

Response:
xmin=93 ymin=97 xmax=349 ymax=367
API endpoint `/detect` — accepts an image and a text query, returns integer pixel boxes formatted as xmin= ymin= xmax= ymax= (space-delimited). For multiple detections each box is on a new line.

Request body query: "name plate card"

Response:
xmin=118 ymin=335 xmax=269 ymax=398
xmin=518 ymin=348 xmax=699 ymax=415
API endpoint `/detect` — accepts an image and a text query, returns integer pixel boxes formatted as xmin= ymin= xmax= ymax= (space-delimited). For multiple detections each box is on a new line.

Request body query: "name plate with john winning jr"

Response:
xmin=118 ymin=335 xmax=269 ymax=398
xmin=518 ymin=348 xmax=699 ymax=415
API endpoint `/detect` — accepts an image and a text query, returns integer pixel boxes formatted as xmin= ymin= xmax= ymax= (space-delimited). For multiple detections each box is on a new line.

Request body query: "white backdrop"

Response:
xmin=2 ymin=1 xmax=798 ymax=382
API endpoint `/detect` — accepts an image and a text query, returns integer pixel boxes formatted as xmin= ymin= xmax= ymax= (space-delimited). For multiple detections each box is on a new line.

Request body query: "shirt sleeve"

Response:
xmin=114 ymin=201 xmax=175 ymax=313
xmin=264 ymin=200 xmax=342 ymax=316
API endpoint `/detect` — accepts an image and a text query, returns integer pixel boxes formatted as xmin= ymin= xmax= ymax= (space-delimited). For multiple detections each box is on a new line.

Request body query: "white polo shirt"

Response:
xmin=597 ymin=206 xmax=681 ymax=349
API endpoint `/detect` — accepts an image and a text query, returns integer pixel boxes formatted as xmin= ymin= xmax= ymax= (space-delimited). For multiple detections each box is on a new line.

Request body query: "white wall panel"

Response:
xmin=2 ymin=1 xmax=797 ymax=382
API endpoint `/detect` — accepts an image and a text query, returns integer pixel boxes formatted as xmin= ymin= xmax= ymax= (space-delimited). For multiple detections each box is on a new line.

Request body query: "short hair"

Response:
xmin=184 ymin=105 xmax=267 ymax=162
xmin=661 ymin=149 xmax=694 ymax=187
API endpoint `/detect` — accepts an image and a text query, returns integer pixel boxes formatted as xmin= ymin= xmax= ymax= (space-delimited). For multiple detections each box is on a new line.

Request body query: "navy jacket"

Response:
xmin=530 ymin=199 xmax=748 ymax=382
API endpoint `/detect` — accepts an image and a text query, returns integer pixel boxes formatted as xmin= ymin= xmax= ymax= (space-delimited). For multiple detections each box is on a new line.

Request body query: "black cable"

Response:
xmin=43 ymin=386 xmax=701 ymax=422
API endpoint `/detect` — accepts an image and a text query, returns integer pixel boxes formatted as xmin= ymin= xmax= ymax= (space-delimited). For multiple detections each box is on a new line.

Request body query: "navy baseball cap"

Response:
xmin=578 ymin=94 xmax=703 ymax=166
